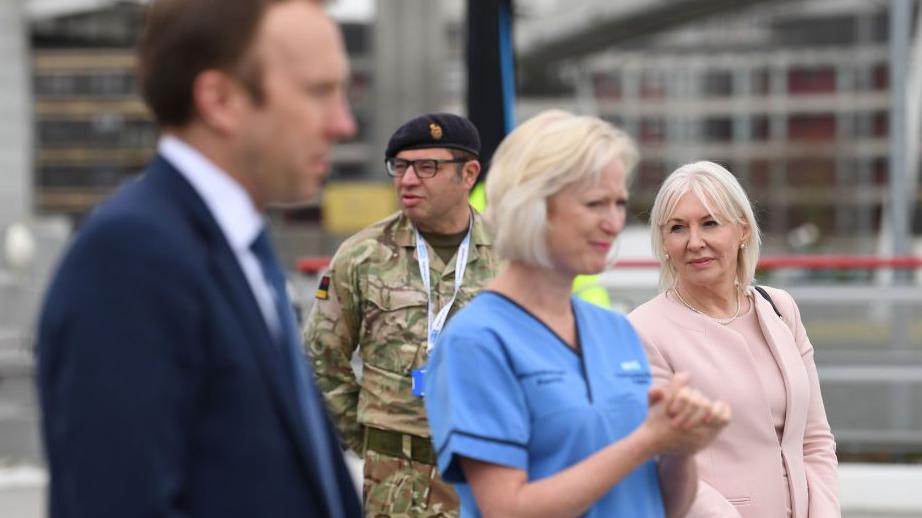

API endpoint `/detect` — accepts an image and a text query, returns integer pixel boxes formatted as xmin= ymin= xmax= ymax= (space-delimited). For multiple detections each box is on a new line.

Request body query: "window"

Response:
xmin=38 ymin=118 xmax=156 ymax=148
xmin=702 ymin=117 xmax=733 ymax=142
xmin=702 ymin=71 xmax=732 ymax=97
xmin=592 ymin=72 xmax=621 ymax=100
xmin=39 ymin=164 xmax=135 ymax=188
xmin=751 ymin=116 xmax=770 ymax=140
xmin=640 ymin=71 xmax=665 ymax=99
xmin=787 ymin=159 xmax=835 ymax=187
xmin=788 ymin=67 xmax=836 ymax=95
xmin=788 ymin=114 xmax=836 ymax=141
xmin=34 ymin=71 xmax=136 ymax=97
xmin=639 ymin=118 xmax=665 ymax=143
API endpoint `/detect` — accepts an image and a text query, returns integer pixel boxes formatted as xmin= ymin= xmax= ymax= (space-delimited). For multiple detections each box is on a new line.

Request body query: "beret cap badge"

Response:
xmin=429 ymin=123 xmax=443 ymax=140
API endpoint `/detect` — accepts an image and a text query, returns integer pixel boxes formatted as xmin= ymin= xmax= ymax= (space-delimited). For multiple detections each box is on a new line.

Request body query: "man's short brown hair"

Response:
xmin=138 ymin=0 xmax=312 ymax=126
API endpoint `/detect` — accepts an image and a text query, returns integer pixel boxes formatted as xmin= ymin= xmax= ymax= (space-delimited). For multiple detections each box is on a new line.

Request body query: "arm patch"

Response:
xmin=315 ymin=275 xmax=331 ymax=300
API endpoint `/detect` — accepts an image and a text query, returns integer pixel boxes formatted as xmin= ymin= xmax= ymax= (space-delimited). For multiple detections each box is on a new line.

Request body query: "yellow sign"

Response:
xmin=321 ymin=182 xmax=398 ymax=235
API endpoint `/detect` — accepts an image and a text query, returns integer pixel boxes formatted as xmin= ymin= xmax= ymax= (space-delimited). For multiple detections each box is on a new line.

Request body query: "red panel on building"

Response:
xmin=789 ymin=114 xmax=836 ymax=140
xmin=788 ymin=67 xmax=836 ymax=94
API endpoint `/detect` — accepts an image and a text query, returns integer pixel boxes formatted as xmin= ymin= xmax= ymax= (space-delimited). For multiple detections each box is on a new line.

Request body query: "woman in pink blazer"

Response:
xmin=628 ymin=161 xmax=839 ymax=518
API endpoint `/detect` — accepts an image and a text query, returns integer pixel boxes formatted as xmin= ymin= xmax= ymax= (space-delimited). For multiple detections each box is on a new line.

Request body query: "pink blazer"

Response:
xmin=628 ymin=286 xmax=839 ymax=518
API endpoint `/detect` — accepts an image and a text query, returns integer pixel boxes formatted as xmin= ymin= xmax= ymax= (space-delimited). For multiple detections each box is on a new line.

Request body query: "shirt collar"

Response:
xmin=393 ymin=206 xmax=491 ymax=248
xmin=158 ymin=135 xmax=263 ymax=251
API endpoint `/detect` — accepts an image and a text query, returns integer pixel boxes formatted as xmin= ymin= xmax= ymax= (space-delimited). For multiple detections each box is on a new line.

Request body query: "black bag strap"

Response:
xmin=753 ymin=285 xmax=783 ymax=319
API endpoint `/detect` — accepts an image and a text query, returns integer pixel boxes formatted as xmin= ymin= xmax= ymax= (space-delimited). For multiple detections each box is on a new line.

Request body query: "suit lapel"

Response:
xmin=147 ymin=157 xmax=332 ymax=506
xmin=209 ymin=252 xmax=321 ymax=454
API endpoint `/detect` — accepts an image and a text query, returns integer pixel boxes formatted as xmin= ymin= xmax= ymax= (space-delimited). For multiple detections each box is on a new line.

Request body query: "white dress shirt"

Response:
xmin=158 ymin=135 xmax=282 ymax=337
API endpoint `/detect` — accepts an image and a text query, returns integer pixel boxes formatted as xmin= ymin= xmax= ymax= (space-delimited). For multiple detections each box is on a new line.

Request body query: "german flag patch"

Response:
xmin=315 ymin=275 xmax=331 ymax=300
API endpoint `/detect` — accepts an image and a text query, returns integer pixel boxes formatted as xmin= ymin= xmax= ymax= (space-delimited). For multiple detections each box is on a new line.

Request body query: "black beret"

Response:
xmin=385 ymin=113 xmax=481 ymax=158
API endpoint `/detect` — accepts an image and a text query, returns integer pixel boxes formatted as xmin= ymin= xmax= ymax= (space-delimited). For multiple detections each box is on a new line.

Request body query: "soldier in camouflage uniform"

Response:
xmin=304 ymin=113 xmax=500 ymax=517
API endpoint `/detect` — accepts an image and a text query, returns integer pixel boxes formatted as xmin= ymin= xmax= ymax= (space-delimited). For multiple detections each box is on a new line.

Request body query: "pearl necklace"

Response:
xmin=672 ymin=286 xmax=741 ymax=325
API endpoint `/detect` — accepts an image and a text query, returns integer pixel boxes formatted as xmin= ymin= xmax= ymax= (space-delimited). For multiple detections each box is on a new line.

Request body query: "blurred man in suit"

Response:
xmin=37 ymin=1 xmax=360 ymax=516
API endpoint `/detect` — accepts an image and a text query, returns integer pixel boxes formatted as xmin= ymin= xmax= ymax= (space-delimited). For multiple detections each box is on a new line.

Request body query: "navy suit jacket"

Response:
xmin=38 ymin=156 xmax=361 ymax=517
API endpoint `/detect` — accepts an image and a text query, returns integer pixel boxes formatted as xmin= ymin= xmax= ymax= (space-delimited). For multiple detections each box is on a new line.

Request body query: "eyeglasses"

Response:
xmin=384 ymin=157 xmax=466 ymax=178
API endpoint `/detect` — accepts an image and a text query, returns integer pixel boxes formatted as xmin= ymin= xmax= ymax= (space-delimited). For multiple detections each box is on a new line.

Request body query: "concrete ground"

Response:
xmin=3 ymin=270 xmax=921 ymax=516
xmin=3 ymin=462 xmax=920 ymax=518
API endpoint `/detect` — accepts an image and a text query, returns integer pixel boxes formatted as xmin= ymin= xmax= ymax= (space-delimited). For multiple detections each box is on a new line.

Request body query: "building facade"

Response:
xmin=534 ymin=1 xmax=918 ymax=254
xmin=30 ymin=3 xmax=374 ymax=225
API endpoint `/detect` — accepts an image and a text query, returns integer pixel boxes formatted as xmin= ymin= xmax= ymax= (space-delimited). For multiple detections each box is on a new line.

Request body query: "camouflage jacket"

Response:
xmin=303 ymin=209 xmax=499 ymax=452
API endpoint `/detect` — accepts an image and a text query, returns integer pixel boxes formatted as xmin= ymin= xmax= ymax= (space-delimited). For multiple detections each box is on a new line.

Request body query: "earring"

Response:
xmin=740 ymin=243 xmax=746 ymax=250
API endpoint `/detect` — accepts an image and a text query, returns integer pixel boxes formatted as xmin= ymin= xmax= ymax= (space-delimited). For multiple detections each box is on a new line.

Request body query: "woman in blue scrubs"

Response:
xmin=425 ymin=110 xmax=731 ymax=517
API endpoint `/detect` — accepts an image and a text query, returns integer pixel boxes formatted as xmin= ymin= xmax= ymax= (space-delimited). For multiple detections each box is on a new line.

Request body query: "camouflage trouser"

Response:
xmin=362 ymin=449 xmax=459 ymax=517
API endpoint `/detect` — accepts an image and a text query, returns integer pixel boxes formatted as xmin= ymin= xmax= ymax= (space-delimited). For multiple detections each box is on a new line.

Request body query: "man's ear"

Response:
xmin=462 ymin=160 xmax=481 ymax=190
xmin=190 ymin=69 xmax=247 ymax=135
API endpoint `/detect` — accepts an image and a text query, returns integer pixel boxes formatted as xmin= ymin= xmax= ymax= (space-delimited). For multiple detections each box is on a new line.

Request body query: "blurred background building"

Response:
xmin=562 ymin=3 xmax=901 ymax=254
xmin=1 ymin=0 xmax=921 ymax=515
xmin=20 ymin=1 xmax=922 ymax=253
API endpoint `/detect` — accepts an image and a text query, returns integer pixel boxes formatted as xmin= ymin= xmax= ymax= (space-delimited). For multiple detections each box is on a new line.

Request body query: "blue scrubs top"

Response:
xmin=425 ymin=291 xmax=665 ymax=518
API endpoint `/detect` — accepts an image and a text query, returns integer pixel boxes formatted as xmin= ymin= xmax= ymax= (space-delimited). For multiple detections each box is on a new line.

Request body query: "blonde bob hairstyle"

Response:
xmin=649 ymin=160 xmax=762 ymax=291
xmin=485 ymin=109 xmax=639 ymax=268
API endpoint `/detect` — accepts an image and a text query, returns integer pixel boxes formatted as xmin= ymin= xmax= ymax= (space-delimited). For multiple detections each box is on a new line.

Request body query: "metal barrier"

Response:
xmin=297 ymin=255 xmax=922 ymax=274
xmin=296 ymin=255 xmax=922 ymax=454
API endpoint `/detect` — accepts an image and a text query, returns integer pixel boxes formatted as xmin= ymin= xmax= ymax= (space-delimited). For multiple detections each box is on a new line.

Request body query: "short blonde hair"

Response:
xmin=649 ymin=160 xmax=761 ymax=291
xmin=485 ymin=109 xmax=639 ymax=267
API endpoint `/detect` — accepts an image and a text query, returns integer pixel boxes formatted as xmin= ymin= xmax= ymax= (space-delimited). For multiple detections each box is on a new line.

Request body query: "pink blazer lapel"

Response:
xmin=752 ymin=289 xmax=810 ymax=445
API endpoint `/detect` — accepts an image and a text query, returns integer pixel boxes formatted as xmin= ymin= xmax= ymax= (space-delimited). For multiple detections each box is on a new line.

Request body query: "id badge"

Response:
xmin=411 ymin=368 xmax=426 ymax=397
